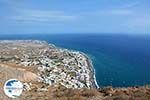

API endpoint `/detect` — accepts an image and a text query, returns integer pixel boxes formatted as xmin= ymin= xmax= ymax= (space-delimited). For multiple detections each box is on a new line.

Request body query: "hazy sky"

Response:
xmin=0 ymin=0 xmax=150 ymax=34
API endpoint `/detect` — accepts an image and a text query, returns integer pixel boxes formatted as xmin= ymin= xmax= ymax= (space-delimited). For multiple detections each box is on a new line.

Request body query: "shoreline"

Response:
xmin=80 ymin=52 xmax=99 ymax=88
xmin=1 ymin=40 xmax=99 ymax=89
xmin=48 ymin=43 xmax=99 ymax=88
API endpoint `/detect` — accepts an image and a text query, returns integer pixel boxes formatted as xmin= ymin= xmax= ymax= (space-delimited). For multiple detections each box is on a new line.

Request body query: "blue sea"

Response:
xmin=0 ymin=34 xmax=150 ymax=87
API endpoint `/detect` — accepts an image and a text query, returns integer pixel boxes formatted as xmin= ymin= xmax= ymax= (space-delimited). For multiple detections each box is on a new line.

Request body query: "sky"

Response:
xmin=0 ymin=0 xmax=150 ymax=34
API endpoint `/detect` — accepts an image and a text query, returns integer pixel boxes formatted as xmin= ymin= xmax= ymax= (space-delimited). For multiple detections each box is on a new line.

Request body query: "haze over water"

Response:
xmin=1 ymin=34 xmax=150 ymax=87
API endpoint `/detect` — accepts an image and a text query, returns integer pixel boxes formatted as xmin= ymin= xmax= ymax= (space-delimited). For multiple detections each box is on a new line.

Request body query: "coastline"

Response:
xmin=80 ymin=52 xmax=99 ymax=88
xmin=1 ymin=40 xmax=99 ymax=89
xmin=50 ymin=43 xmax=99 ymax=88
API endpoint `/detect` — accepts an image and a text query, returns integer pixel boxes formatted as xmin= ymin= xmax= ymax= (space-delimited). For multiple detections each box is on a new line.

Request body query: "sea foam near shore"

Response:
xmin=48 ymin=43 xmax=99 ymax=88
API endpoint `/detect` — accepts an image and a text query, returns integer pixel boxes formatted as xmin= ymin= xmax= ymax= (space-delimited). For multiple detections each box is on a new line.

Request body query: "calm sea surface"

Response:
xmin=0 ymin=34 xmax=150 ymax=87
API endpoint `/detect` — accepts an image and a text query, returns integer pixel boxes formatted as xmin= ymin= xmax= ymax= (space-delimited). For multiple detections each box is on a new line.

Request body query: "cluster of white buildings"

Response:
xmin=0 ymin=40 xmax=94 ymax=89
xmin=19 ymin=49 xmax=93 ymax=88
xmin=40 ymin=49 xmax=93 ymax=88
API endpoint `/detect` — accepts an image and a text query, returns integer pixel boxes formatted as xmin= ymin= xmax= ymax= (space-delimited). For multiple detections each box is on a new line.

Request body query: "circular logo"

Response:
xmin=3 ymin=79 xmax=23 ymax=98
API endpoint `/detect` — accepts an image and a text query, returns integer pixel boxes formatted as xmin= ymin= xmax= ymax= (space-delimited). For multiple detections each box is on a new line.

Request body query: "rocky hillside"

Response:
xmin=20 ymin=85 xmax=150 ymax=100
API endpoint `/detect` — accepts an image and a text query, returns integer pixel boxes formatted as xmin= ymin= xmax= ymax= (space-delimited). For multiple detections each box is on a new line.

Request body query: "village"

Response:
xmin=0 ymin=40 xmax=95 ymax=89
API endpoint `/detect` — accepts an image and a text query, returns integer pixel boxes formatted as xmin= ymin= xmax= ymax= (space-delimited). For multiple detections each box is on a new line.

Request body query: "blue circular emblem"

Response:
xmin=3 ymin=79 xmax=23 ymax=98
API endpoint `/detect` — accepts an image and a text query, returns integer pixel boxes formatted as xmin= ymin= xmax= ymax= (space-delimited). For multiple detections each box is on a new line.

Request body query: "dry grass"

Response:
xmin=19 ymin=85 xmax=150 ymax=100
xmin=1 ymin=83 xmax=150 ymax=100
